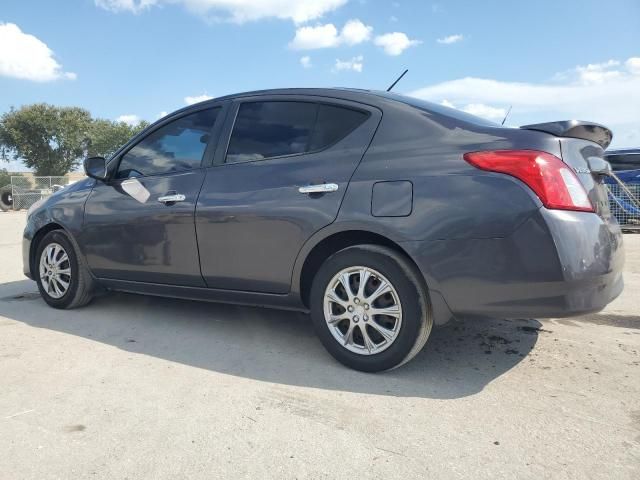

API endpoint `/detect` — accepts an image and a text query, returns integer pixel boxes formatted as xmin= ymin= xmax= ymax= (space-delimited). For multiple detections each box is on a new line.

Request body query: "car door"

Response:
xmin=81 ymin=104 xmax=226 ymax=286
xmin=196 ymin=95 xmax=382 ymax=294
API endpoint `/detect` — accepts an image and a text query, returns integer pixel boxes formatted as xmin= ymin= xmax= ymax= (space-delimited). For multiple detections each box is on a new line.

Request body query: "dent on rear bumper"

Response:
xmin=401 ymin=208 xmax=624 ymax=320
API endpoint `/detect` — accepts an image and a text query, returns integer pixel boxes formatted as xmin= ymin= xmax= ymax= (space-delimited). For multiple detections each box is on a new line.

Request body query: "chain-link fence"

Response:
xmin=606 ymin=177 xmax=640 ymax=232
xmin=9 ymin=176 xmax=68 ymax=211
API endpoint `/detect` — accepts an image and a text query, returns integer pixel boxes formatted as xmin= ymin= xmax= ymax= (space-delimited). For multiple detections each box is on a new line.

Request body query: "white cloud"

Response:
xmin=409 ymin=56 xmax=640 ymax=147
xmin=157 ymin=111 xmax=168 ymax=119
xmin=626 ymin=57 xmax=640 ymax=75
xmin=300 ymin=56 xmax=312 ymax=69
xmin=374 ymin=32 xmax=421 ymax=56
xmin=0 ymin=23 xmax=76 ymax=82
xmin=340 ymin=19 xmax=372 ymax=45
xmin=95 ymin=0 xmax=347 ymax=23
xmin=389 ymin=15 xmax=398 ymax=22
xmin=554 ymin=59 xmax=624 ymax=85
xmin=289 ymin=19 xmax=372 ymax=50
xmin=290 ymin=23 xmax=340 ymax=49
xmin=333 ymin=55 xmax=364 ymax=73
xmin=436 ymin=34 xmax=463 ymax=45
xmin=95 ymin=0 xmax=154 ymax=12
xmin=184 ymin=94 xmax=213 ymax=105
xmin=289 ymin=21 xmax=418 ymax=57
xmin=117 ymin=114 xmax=142 ymax=126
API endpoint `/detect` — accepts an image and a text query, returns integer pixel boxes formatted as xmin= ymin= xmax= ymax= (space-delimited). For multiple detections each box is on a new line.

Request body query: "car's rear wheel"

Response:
xmin=35 ymin=230 xmax=93 ymax=309
xmin=310 ymin=244 xmax=432 ymax=372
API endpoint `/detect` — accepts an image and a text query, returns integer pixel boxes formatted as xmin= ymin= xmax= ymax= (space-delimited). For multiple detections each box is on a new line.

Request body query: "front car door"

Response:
xmin=81 ymin=104 xmax=226 ymax=286
xmin=196 ymin=95 xmax=382 ymax=293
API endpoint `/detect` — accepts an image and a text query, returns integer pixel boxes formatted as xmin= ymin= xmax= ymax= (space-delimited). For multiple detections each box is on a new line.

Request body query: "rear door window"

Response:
xmin=226 ymin=102 xmax=316 ymax=163
xmin=309 ymin=104 xmax=369 ymax=151
xmin=226 ymin=101 xmax=369 ymax=163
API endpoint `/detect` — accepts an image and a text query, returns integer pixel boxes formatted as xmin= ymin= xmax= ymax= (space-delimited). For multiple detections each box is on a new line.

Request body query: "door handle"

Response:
xmin=298 ymin=183 xmax=339 ymax=194
xmin=158 ymin=193 xmax=186 ymax=204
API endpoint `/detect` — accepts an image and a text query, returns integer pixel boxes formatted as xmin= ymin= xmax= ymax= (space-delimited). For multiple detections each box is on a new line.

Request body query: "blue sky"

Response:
xmin=1 ymin=0 xmax=639 ymax=170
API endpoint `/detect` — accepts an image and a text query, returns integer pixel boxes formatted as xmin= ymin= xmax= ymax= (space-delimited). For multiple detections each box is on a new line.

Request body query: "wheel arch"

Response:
xmin=29 ymin=222 xmax=71 ymax=279
xmin=296 ymin=228 xmax=427 ymax=309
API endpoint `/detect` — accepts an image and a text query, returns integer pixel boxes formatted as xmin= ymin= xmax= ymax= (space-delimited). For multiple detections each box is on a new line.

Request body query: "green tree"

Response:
xmin=0 ymin=104 xmax=91 ymax=176
xmin=0 ymin=167 xmax=11 ymax=187
xmin=87 ymin=119 xmax=149 ymax=159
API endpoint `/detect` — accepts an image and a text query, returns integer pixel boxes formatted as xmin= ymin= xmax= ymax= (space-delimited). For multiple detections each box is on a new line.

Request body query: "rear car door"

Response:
xmin=81 ymin=104 xmax=226 ymax=286
xmin=196 ymin=95 xmax=381 ymax=293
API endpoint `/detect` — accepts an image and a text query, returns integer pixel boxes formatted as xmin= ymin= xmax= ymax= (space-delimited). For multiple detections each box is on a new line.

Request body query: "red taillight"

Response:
xmin=463 ymin=150 xmax=594 ymax=212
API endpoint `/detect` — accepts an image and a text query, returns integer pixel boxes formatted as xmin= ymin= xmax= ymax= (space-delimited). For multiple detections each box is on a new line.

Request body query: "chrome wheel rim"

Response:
xmin=323 ymin=266 xmax=402 ymax=355
xmin=39 ymin=243 xmax=71 ymax=299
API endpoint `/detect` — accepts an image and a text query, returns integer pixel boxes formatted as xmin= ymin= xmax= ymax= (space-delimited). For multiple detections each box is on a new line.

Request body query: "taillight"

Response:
xmin=463 ymin=150 xmax=594 ymax=212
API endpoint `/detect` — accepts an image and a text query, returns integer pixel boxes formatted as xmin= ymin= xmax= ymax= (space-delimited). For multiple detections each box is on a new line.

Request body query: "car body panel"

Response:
xmin=195 ymin=95 xmax=382 ymax=294
xmin=81 ymin=169 xmax=207 ymax=286
xmin=22 ymin=178 xmax=95 ymax=279
xmin=400 ymin=208 xmax=624 ymax=318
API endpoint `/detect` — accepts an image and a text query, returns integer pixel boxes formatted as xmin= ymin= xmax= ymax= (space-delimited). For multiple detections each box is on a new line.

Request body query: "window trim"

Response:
xmin=108 ymin=103 xmax=226 ymax=181
xmin=222 ymin=98 xmax=372 ymax=166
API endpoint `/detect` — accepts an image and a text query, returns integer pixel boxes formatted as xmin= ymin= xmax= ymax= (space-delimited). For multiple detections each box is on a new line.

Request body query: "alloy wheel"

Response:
xmin=39 ymin=242 xmax=71 ymax=299
xmin=323 ymin=266 xmax=402 ymax=355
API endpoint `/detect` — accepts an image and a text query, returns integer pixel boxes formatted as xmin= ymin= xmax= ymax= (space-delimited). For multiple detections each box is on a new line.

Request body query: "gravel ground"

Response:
xmin=0 ymin=210 xmax=638 ymax=479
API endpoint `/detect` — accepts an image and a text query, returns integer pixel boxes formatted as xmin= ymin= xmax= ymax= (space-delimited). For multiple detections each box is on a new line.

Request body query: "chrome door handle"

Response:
xmin=298 ymin=183 xmax=339 ymax=194
xmin=158 ymin=193 xmax=186 ymax=204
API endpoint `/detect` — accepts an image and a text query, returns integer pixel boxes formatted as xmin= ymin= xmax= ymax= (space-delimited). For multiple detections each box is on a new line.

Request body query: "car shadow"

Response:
xmin=0 ymin=279 xmax=542 ymax=399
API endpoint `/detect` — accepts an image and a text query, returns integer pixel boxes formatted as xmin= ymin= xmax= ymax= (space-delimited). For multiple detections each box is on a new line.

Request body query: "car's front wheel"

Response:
xmin=310 ymin=245 xmax=432 ymax=372
xmin=35 ymin=230 xmax=93 ymax=309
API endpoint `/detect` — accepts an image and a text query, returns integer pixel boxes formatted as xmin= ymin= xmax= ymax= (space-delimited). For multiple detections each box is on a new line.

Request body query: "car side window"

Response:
xmin=309 ymin=104 xmax=369 ymax=151
xmin=226 ymin=101 xmax=369 ymax=163
xmin=116 ymin=108 xmax=219 ymax=179
xmin=226 ymin=102 xmax=316 ymax=163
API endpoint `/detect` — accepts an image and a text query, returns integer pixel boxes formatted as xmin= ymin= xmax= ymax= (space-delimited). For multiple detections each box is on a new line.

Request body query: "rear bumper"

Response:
xmin=401 ymin=208 xmax=624 ymax=320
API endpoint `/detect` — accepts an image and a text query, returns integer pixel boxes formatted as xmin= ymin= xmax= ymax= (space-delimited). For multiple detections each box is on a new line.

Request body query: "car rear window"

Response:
xmin=226 ymin=101 xmax=369 ymax=163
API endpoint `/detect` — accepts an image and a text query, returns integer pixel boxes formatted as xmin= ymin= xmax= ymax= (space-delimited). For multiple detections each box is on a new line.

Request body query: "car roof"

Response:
xmin=206 ymin=87 xmax=382 ymax=102
xmin=172 ymin=87 xmax=498 ymax=128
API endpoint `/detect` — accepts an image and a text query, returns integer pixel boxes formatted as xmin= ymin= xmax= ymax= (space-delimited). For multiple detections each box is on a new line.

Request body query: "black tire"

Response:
xmin=35 ymin=230 xmax=94 ymax=309
xmin=0 ymin=186 xmax=12 ymax=211
xmin=310 ymin=244 xmax=433 ymax=372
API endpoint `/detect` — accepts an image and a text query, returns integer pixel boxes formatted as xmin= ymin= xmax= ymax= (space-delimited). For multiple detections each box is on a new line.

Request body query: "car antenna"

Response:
xmin=501 ymin=105 xmax=512 ymax=126
xmin=386 ymin=69 xmax=408 ymax=92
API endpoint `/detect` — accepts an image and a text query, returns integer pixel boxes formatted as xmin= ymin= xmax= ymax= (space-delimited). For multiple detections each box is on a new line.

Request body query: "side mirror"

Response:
xmin=84 ymin=156 xmax=108 ymax=181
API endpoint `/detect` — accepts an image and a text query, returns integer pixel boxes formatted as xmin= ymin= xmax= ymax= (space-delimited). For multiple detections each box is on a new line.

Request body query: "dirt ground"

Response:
xmin=0 ymin=210 xmax=638 ymax=479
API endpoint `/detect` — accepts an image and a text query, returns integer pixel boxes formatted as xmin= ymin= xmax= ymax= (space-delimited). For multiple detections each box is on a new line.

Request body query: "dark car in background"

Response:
xmin=22 ymin=89 xmax=624 ymax=371
xmin=605 ymin=148 xmax=640 ymax=171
